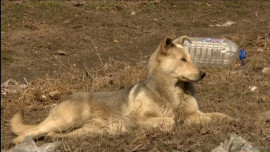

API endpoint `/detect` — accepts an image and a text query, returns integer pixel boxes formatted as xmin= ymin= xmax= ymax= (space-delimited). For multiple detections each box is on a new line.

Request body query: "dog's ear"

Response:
xmin=173 ymin=36 xmax=191 ymax=45
xmin=158 ymin=36 xmax=175 ymax=55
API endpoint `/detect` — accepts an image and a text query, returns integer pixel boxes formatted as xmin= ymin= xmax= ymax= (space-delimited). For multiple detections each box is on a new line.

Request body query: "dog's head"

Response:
xmin=148 ymin=36 xmax=205 ymax=82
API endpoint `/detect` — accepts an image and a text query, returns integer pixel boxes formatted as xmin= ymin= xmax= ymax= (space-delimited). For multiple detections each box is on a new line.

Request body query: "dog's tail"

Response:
xmin=10 ymin=110 xmax=37 ymax=135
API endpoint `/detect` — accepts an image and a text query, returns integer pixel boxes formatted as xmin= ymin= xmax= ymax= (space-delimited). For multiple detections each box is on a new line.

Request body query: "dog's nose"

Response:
xmin=200 ymin=72 xmax=206 ymax=78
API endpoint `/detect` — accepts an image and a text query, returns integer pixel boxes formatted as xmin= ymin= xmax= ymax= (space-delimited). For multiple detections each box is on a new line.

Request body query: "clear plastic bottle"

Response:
xmin=182 ymin=37 xmax=246 ymax=68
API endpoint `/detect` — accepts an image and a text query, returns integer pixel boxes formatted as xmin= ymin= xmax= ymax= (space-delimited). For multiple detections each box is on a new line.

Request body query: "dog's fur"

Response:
xmin=10 ymin=36 xmax=232 ymax=144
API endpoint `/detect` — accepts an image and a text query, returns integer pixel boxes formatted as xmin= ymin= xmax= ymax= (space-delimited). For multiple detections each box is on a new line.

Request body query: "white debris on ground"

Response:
xmin=262 ymin=67 xmax=270 ymax=75
xmin=57 ymin=50 xmax=69 ymax=56
xmin=211 ymin=133 xmax=260 ymax=152
xmin=130 ymin=11 xmax=136 ymax=16
xmin=256 ymin=48 xmax=264 ymax=52
xmin=249 ymin=86 xmax=259 ymax=92
xmin=262 ymin=110 xmax=270 ymax=122
xmin=5 ymin=136 xmax=60 ymax=152
xmin=48 ymin=91 xmax=60 ymax=98
xmin=209 ymin=21 xmax=236 ymax=27
xmin=1 ymin=79 xmax=28 ymax=96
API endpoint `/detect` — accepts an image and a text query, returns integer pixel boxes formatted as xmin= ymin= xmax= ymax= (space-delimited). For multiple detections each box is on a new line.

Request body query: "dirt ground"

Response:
xmin=1 ymin=0 xmax=270 ymax=151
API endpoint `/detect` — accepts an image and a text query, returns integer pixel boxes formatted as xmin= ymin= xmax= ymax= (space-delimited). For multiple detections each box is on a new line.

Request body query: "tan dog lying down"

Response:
xmin=11 ymin=36 xmax=232 ymax=144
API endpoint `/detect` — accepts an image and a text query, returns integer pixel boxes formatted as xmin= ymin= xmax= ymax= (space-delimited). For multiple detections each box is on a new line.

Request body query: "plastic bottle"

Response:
xmin=182 ymin=37 xmax=246 ymax=68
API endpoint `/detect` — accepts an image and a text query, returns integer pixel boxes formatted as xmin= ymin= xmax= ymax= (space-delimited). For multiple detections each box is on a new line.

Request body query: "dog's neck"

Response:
xmin=175 ymin=80 xmax=196 ymax=97
xmin=146 ymin=66 xmax=197 ymax=107
xmin=146 ymin=67 xmax=184 ymax=105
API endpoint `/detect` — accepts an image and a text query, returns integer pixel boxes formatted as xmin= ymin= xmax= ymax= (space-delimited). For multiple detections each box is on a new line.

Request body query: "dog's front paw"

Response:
xmin=45 ymin=132 xmax=58 ymax=141
xmin=184 ymin=112 xmax=235 ymax=125
xmin=208 ymin=112 xmax=234 ymax=122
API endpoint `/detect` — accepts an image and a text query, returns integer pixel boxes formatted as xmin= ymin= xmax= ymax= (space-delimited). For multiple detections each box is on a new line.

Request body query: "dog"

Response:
xmin=10 ymin=36 xmax=232 ymax=144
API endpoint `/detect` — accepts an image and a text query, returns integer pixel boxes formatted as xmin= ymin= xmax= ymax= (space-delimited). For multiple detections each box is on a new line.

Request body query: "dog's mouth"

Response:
xmin=181 ymin=77 xmax=195 ymax=82
xmin=180 ymin=72 xmax=205 ymax=82
xmin=180 ymin=76 xmax=201 ymax=82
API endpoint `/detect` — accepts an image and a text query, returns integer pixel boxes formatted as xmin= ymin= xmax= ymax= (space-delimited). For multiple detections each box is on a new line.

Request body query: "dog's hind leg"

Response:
xmin=46 ymin=119 xmax=128 ymax=140
xmin=12 ymin=117 xmax=75 ymax=144
xmin=12 ymin=100 xmax=90 ymax=144
xmin=45 ymin=127 xmax=101 ymax=141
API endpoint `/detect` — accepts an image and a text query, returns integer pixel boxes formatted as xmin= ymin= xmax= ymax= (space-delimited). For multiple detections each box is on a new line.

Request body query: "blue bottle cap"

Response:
xmin=239 ymin=50 xmax=246 ymax=66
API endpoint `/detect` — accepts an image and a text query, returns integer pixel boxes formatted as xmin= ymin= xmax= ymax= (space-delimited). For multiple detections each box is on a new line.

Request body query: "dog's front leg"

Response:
xmin=140 ymin=117 xmax=175 ymax=131
xmin=182 ymin=97 xmax=233 ymax=125
xmin=184 ymin=111 xmax=233 ymax=125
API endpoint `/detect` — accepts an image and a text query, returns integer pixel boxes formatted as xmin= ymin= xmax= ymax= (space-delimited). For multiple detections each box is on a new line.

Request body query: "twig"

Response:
xmin=15 ymin=89 xmax=28 ymax=102
xmin=116 ymin=57 xmax=139 ymax=62
xmin=67 ymin=58 xmax=77 ymax=73
xmin=88 ymin=37 xmax=104 ymax=65
xmin=54 ymin=55 xmax=69 ymax=69
xmin=23 ymin=77 xmax=29 ymax=85
xmin=108 ymin=64 xmax=118 ymax=72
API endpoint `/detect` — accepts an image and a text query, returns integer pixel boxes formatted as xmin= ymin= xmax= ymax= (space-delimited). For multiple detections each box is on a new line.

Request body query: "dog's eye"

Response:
xmin=180 ymin=58 xmax=187 ymax=62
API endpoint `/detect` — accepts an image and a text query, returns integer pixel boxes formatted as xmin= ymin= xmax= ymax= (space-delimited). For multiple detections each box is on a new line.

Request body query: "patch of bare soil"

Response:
xmin=1 ymin=0 xmax=270 ymax=151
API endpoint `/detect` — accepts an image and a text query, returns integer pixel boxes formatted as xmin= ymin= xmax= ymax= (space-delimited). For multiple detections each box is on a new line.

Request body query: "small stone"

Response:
xmin=262 ymin=110 xmax=270 ymax=123
xmin=205 ymin=3 xmax=211 ymax=7
xmin=15 ymin=1 xmax=23 ymax=5
xmin=19 ymin=84 xmax=27 ymax=90
xmin=49 ymin=91 xmax=60 ymax=98
xmin=64 ymin=19 xmax=72 ymax=24
xmin=73 ymin=1 xmax=84 ymax=7
xmin=222 ymin=21 xmax=236 ymax=27
xmin=262 ymin=67 xmax=270 ymax=75
xmin=57 ymin=50 xmax=68 ymax=56
xmin=1 ymin=89 xmax=6 ymax=95
xmin=154 ymin=0 xmax=161 ymax=4
xmin=249 ymin=86 xmax=258 ymax=92
xmin=257 ymin=48 xmax=264 ymax=52
xmin=41 ymin=95 xmax=47 ymax=101
xmin=130 ymin=11 xmax=136 ymax=16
